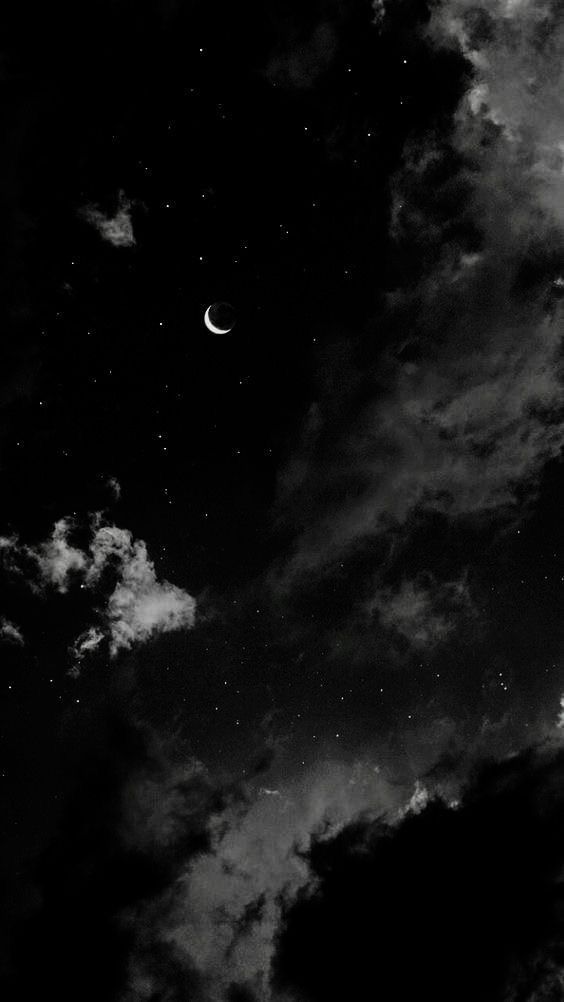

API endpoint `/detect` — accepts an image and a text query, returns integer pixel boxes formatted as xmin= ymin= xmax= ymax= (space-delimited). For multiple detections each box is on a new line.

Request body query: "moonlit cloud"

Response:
xmin=80 ymin=191 xmax=136 ymax=248
xmin=69 ymin=626 xmax=104 ymax=672
xmin=276 ymin=0 xmax=564 ymax=591
xmin=97 ymin=528 xmax=197 ymax=656
xmin=107 ymin=476 xmax=122 ymax=500
xmin=2 ymin=517 xmax=197 ymax=660
xmin=371 ymin=0 xmax=385 ymax=28
xmin=0 ymin=617 xmax=24 ymax=645
xmin=33 ymin=518 xmax=88 ymax=592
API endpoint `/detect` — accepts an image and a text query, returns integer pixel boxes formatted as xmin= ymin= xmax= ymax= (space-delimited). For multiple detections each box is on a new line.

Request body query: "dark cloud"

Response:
xmin=273 ymin=742 xmax=564 ymax=1002
xmin=1 ymin=717 xmax=232 ymax=1002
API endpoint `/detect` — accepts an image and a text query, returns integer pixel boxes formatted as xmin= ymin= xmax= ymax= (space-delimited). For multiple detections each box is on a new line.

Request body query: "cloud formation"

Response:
xmin=276 ymin=0 xmax=564 ymax=589
xmin=1 ymin=517 xmax=196 ymax=659
xmin=2 ymin=711 xmax=414 ymax=1002
xmin=80 ymin=190 xmax=136 ymax=248
xmin=6 ymin=703 xmax=563 ymax=1002
xmin=369 ymin=573 xmax=474 ymax=649
xmin=99 ymin=528 xmax=197 ymax=656
xmin=119 ymin=756 xmax=401 ymax=1002
xmin=0 ymin=617 xmax=24 ymax=645
xmin=273 ymin=742 xmax=564 ymax=1002
xmin=1 ymin=720 xmax=223 ymax=1002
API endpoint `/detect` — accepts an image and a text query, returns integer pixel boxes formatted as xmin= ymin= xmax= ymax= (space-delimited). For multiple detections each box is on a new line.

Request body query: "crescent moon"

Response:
xmin=204 ymin=306 xmax=232 ymax=335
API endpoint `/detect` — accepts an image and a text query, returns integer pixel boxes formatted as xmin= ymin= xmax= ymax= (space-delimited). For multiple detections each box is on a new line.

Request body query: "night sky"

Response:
xmin=3 ymin=1 xmax=564 ymax=999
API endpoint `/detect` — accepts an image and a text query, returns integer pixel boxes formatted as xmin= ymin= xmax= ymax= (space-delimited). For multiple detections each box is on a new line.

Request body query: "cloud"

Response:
xmin=274 ymin=0 xmax=564 ymax=590
xmin=0 ymin=617 xmax=24 ymax=645
xmin=69 ymin=626 xmax=104 ymax=674
xmin=99 ymin=529 xmax=197 ymax=656
xmin=1 ymin=516 xmax=197 ymax=659
xmin=114 ymin=725 xmax=564 ymax=1002
xmin=273 ymin=742 xmax=564 ymax=1002
xmin=368 ymin=573 xmax=474 ymax=649
xmin=80 ymin=190 xmax=136 ymax=248
xmin=371 ymin=0 xmax=386 ymax=28
xmin=1 ymin=518 xmax=88 ymax=593
xmin=2 ymin=706 xmax=412 ymax=1002
xmin=118 ymin=756 xmax=403 ymax=1002
xmin=6 ymin=699 xmax=558 ymax=1002
xmin=107 ymin=476 xmax=122 ymax=500
xmin=1 ymin=719 xmax=222 ymax=1002
xmin=32 ymin=517 xmax=88 ymax=592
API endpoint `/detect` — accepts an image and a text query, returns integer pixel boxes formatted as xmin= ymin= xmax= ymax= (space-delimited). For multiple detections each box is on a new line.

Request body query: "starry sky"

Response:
xmin=3 ymin=1 xmax=564 ymax=1000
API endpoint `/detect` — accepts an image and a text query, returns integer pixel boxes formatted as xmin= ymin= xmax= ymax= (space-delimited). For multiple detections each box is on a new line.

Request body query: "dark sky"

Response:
xmin=2 ymin=1 xmax=564 ymax=999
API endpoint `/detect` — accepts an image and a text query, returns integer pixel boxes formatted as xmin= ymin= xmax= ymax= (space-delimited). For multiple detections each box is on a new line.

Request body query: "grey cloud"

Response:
xmin=9 ymin=710 xmax=552 ymax=1002
xmin=80 ymin=190 xmax=136 ymax=248
xmin=371 ymin=0 xmax=386 ymax=28
xmin=1 ymin=519 xmax=86 ymax=593
xmin=272 ymin=742 xmax=564 ymax=1002
xmin=88 ymin=523 xmax=197 ymax=656
xmin=68 ymin=626 xmax=105 ymax=674
xmin=2 ymin=516 xmax=197 ymax=660
xmin=0 ymin=617 xmax=24 ymax=645
xmin=274 ymin=0 xmax=564 ymax=589
xmin=118 ymin=722 xmax=564 ymax=1001
xmin=107 ymin=476 xmax=122 ymax=500
xmin=2 ymin=719 xmax=221 ymax=1002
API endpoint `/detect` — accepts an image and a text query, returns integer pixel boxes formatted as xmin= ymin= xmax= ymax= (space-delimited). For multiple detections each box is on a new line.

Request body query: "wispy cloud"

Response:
xmin=275 ymin=0 xmax=564 ymax=593
xmin=107 ymin=476 xmax=122 ymax=501
xmin=32 ymin=517 xmax=87 ymax=592
xmin=273 ymin=743 xmax=564 ymax=1002
xmin=369 ymin=574 xmax=474 ymax=650
xmin=69 ymin=626 xmax=104 ymax=675
xmin=0 ymin=617 xmax=24 ymax=645
xmin=80 ymin=190 xmax=136 ymax=248
xmin=118 ymin=755 xmax=400 ymax=1002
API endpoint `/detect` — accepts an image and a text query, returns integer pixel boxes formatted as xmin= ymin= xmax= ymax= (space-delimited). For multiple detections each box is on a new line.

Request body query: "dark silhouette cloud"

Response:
xmin=273 ymin=743 xmax=564 ymax=1002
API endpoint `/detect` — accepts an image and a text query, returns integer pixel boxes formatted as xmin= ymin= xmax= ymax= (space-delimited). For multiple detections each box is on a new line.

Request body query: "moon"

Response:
xmin=204 ymin=302 xmax=235 ymax=334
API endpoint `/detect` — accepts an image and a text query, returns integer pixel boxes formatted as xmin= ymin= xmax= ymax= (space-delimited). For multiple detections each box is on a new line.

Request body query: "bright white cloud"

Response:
xmin=103 ymin=535 xmax=197 ymax=655
xmin=32 ymin=518 xmax=88 ymax=592
xmin=369 ymin=574 xmax=474 ymax=649
xmin=120 ymin=755 xmax=401 ymax=1002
